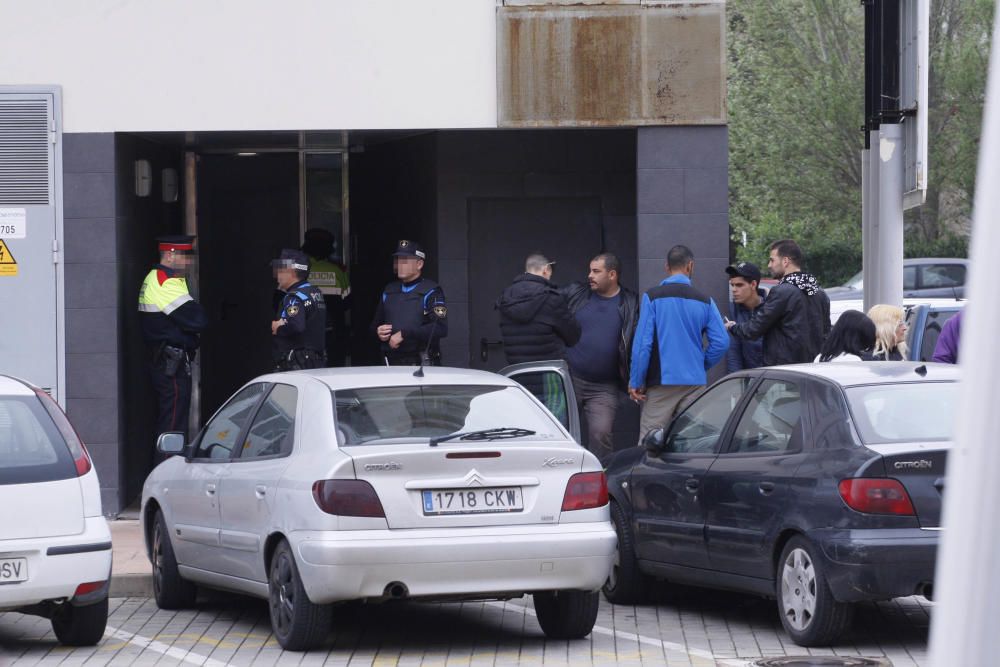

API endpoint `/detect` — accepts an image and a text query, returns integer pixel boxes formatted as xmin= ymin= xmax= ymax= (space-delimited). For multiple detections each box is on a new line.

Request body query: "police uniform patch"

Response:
xmin=287 ymin=304 xmax=300 ymax=317
xmin=433 ymin=305 xmax=448 ymax=318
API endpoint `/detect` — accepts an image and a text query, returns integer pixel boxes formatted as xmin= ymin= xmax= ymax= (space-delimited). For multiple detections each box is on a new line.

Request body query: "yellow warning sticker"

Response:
xmin=0 ymin=239 xmax=16 ymax=277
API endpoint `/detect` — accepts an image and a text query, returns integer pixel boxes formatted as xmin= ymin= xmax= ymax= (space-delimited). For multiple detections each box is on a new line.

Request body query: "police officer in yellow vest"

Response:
xmin=301 ymin=228 xmax=351 ymax=366
xmin=138 ymin=236 xmax=207 ymax=443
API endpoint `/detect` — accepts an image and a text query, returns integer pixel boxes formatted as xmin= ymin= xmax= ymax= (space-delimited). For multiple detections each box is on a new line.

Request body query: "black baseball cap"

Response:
xmin=725 ymin=261 xmax=762 ymax=284
xmin=392 ymin=239 xmax=426 ymax=259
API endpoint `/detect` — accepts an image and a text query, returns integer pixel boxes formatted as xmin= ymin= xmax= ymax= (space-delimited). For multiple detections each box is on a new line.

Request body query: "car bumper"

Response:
xmin=809 ymin=527 xmax=938 ymax=602
xmin=292 ymin=521 xmax=617 ymax=604
xmin=0 ymin=517 xmax=112 ymax=610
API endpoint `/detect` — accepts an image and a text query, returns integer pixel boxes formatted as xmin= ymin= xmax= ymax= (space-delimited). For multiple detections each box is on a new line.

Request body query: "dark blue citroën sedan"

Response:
xmin=602 ymin=361 xmax=956 ymax=647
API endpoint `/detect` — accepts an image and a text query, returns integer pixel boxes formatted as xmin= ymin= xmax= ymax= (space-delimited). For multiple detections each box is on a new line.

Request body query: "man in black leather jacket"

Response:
xmin=561 ymin=253 xmax=640 ymax=463
xmin=726 ymin=239 xmax=831 ymax=365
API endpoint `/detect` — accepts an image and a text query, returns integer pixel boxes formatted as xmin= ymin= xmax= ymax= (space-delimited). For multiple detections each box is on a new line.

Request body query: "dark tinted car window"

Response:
xmin=903 ymin=266 xmax=917 ymax=290
xmin=666 ymin=378 xmax=751 ymax=455
xmin=920 ymin=264 xmax=965 ymax=288
xmin=729 ymin=380 xmax=802 ymax=454
xmin=0 ymin=396 xmax=75 ymax=485
xmin=239 ymin=384 xmax=297 ymax=459
xmin=919 ymin=309 xmax=960 ymax=362
xmin=194 ymin=383 xmax=269 ymax=459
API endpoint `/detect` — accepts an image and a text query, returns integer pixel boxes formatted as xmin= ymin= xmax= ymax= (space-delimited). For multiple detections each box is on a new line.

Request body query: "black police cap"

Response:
xmin=271 ymin=248 xmax=310 ymax=271
xmin=157 ymin=235 xmax=195 ymax=252
xmin=392 ymin=239 xmax=426 ymax=259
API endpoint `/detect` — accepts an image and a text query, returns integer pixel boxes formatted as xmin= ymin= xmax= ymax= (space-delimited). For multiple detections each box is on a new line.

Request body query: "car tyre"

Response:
xmin=602 ymin=500 xmax=648 ymax=604
xmin=268 ymin=539 xmax=332 ymax=651
xmin=532 ymin=590 xmax=599 ymax=639
xmin=152 ymin=509 xmax=197 ymax=609
xmin=776 ymin=536 xmax=854 ymax=646
xmin=51 ymin=597 xmax=108 ymax=646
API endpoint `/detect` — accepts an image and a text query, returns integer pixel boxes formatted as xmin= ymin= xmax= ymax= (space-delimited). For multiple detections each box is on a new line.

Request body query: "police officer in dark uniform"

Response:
xmin=138 ymin=235 xmax=207 ymax=443
xmin=370 ymin=240 xmax=448 ymax=365
xmin=271 ymin=249 xmax=327 ymax=370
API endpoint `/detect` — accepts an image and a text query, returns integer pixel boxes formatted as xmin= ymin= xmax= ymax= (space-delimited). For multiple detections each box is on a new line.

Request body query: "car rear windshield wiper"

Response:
xmin=429 ymin=427 xmax=536 ymax=447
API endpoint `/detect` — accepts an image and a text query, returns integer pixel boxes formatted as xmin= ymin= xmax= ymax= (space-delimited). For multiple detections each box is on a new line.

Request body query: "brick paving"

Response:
xmin=0 ymin=588 xmax=931 ymax=666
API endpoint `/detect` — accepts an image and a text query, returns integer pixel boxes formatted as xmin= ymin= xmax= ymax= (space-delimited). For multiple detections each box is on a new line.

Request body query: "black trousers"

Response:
xmin=150 ymin=363 xmax=192 ymax=439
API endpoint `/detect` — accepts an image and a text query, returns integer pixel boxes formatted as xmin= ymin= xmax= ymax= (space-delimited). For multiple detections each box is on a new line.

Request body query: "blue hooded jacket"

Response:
xmin=629 ymin=274 xmax=729 ymax=388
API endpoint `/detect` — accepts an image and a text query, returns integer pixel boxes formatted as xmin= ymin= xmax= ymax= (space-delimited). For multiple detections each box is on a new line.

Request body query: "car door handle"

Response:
xmin=205 ymin=483 xmax=216 ymax=496
xmin=684 ymin=479 xmax=700 ymax=492
xmin=255 ymin=485 xmax=267 ymax=498
xmin=759 ymin=482 xmax=776 ymax=495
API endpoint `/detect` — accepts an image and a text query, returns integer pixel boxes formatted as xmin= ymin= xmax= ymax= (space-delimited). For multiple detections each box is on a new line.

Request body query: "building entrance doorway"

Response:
xmin=195 ymin=150 xmax=350 ymax=420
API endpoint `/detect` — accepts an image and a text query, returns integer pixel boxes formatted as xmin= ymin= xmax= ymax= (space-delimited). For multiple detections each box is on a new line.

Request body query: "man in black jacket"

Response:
xmin=561 ymin=253 xmax=639 ymax=463
xmin=497 ymin=254 xmax=581 ymax=423
xmin=726 ymin=239 xmax=831 ymax=365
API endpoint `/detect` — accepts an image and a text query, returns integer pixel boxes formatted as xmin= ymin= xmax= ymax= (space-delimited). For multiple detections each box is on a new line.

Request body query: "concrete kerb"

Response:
xmin=109 ymin=518 xmax=154 ymax=598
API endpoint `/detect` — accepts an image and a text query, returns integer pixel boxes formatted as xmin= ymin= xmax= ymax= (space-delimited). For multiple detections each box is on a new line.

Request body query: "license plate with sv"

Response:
xmin=422 ymin=487 xmax=523 ymax=515
xmin=0 ymin=558 xmax=28 ymax=584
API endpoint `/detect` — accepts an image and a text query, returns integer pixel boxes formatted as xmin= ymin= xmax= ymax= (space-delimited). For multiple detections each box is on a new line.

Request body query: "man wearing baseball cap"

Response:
xmin=724 ymin=261 xmax=767 ymax=372
xmin=138 ymin=235 xmax=207 ymax=449
xmin=271 ymin=248 xmax=327 ymax=370
xmin=370 ymin=240 xmax=448 ymax=365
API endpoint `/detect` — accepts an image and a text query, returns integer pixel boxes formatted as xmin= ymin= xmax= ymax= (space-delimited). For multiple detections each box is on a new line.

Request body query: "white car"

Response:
xmin=0 ymin=375 xmax=111 ymax=645
xmin=141 ymin=363 xmax=616 ymax=651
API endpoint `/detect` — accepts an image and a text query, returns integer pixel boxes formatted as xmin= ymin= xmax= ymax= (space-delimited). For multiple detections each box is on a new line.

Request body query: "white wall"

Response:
xmin=0 ymin=0 xmax=498 ymax=132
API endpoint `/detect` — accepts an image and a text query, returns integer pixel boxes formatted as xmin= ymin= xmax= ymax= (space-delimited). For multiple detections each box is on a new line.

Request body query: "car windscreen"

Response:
xmin=0 ymin=396 xmax=76 ymax=485
xmin=333 ymin=384 xmax=565 ymax=445
xmin=845 ymin=381 xmax=957 ymax=444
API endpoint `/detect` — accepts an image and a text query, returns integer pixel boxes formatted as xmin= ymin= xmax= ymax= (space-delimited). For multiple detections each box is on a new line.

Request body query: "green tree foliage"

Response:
xmin=729 ymin=0 xmax=990 ymax=286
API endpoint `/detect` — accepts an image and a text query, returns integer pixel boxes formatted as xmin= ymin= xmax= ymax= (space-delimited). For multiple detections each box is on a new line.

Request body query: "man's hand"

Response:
xmin=629 ymin=386 xmax=647 ymax=402
xmin=389 ymin=331 xmax=404 ymax=349
xmin=271 ymin=319 xmax=285 ymax=335
xmin=724 ymin=318 xmax=737 ymax=332
xmin=377 ymin=324 xmax=393 ymax=342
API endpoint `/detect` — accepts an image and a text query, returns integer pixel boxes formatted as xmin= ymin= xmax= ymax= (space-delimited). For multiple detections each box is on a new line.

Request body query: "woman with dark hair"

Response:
xmin=815 ymin=310 xmax=876 ymax=362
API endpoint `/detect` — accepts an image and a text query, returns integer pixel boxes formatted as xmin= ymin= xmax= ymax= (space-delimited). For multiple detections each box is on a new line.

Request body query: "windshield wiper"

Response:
xmin=429 ymin=427 xmax=536 ymax=447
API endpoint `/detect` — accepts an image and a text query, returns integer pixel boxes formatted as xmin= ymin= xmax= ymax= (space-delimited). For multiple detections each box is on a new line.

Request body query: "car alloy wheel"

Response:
xmin=775 ymin=536 xmax=853 ymax=646
xmin=151 ymin=509 xmax=196 ymax=609
xmin=267 ymin=540 xmax=332 ymax=651
xmin=780 ymin=547 xmax=817 ymax=632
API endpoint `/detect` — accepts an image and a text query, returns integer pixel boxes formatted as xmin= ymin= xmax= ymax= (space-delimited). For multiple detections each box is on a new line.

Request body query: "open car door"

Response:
xmin=499 ymin=360 xmax=581 ymax=444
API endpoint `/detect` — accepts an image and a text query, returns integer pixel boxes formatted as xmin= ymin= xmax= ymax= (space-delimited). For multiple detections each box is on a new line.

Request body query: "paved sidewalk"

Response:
xmin=109 ymin=519 xmax=153 ymax=598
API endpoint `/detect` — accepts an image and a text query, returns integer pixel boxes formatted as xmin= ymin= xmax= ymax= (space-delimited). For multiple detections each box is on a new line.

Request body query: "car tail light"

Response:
xmin=312 ymin=480 xmax=386 ymax=518
xmin=74 ymin=581 xmax=105 ymax=597
xmin=34 ymin=388 xmax=91 ymax=476
xmin=838 ymin=478 xmax=915 ymax=515
xmin=561 ymin=471 xmax=609 ymax=511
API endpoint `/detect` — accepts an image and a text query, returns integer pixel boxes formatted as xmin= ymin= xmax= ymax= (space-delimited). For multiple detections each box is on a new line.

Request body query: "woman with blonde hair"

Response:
xmin=867 ymin=304 xmax=908 ymax=361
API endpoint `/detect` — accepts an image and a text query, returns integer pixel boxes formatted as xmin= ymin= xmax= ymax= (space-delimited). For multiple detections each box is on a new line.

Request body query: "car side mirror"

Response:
xmin=642 ymin=428 xmax=666 ymax=455
xmin=156 ymin=432 xmax=186 ymax=455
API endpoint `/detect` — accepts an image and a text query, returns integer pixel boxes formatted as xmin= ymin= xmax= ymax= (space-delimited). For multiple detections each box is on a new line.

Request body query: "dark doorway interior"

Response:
xmin=468 ymin=197 xmax=603 ymax=372
xmin=197 ymin=153 xmax=299 ymax=419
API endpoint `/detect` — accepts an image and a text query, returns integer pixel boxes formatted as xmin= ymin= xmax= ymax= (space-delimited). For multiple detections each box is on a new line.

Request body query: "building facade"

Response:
xmin=0 ymin=0 xmax=729 ymax=514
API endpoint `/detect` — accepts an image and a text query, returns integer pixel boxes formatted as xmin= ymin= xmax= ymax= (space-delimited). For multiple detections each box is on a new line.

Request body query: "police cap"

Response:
xmin=157 ymin=235 xmax=195 ymax=253
xmin=271 ymin=248 xmax=310 ymax=272
xmin=392 ymin=239 xmax=426 ymax=259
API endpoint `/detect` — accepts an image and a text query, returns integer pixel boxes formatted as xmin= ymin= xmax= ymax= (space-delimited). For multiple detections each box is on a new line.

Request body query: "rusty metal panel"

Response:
xmin=498 ymin=4 xmax=726 ymax=127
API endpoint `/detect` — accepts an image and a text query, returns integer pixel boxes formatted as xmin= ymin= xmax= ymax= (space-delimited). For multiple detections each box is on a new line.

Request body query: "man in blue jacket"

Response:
xmin=629 ymin=245 xmax=729 ymax=442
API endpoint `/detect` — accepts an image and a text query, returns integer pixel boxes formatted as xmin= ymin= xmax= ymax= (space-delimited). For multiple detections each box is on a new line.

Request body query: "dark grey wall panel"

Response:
xmin=636 ymin=126 xmax=729 ymax=383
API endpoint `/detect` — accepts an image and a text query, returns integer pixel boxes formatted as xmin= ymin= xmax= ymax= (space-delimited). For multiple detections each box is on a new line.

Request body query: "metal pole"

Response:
xmin=862 ymin=131 xmax=881 ymax=312
xmin=929 ymin=4 xmax=1000 ymax=662
xmin=184 ymin=151 xmax=200 ymax=437
xmin=873 ymin=123 xmax=904 ymax=308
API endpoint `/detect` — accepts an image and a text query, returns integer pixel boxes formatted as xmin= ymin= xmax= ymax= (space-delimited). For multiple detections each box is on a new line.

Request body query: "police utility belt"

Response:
xmin=154 ymin=343 xmax=192 ymax=378
xmin=276 ymin=348 xmax=326 ymax=371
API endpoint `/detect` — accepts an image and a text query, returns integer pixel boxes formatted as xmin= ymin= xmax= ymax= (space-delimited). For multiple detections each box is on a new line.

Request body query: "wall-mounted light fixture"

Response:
xmin=161 ymin=168 xmax=179 ymax=203
xmin=135 ymin=159 xmax=152 ymax=197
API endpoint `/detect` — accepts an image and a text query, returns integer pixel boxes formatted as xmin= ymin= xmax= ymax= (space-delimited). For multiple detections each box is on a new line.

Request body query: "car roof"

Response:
xmin=257 ymin=365 xmax=521 ymax=390
xmin=0 ymin=375 xmax=37 ymax=396
xmin=830 ymin=298 xmax=966 ymax=319
xmin=902 ymin=257 xmax=968 ymax=265
xmin=763 ymin=361 xmax=960 ymax=387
